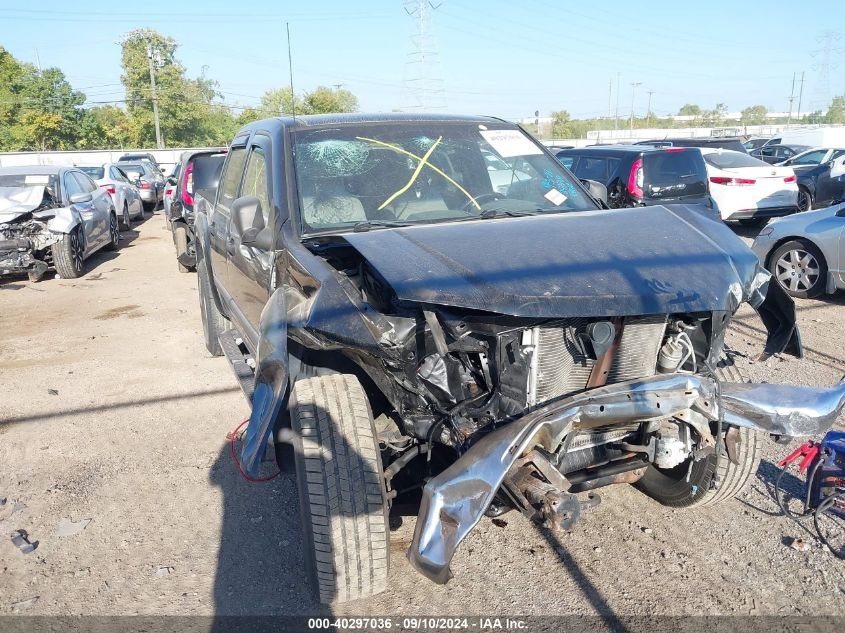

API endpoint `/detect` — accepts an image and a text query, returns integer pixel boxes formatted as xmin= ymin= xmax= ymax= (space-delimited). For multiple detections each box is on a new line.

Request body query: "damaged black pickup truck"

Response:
xmin=195 ymin=114 xmax=845 ymax=603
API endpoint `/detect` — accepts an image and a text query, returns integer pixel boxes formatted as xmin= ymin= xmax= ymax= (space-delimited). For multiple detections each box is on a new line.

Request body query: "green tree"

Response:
xmin=678 ymin=104 xmax=702 ymax=116
xmin=302 ymin=86 xmax=359 ymax=114
xmin=258 ymin=86 xmax=304 ymax=116
xmin=120 ymin=28 xmax=235 ymax=147
xmin=551 ymin=110 xmax=572 ymax=138
xmin=826 ymin=96 xmax=845 ymax=124
xmin=740 ymin=105 xmax=768 ymax=125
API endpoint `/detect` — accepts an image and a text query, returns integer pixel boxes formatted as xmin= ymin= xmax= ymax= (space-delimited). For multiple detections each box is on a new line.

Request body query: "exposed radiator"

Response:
xmin=527 ymin=316 xmax=667 ymax=407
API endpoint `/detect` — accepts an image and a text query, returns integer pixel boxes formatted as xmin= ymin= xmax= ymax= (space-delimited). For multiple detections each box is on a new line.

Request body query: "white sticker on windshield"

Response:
xmin=544 ymin=188 xmax=567 ymax=206
xmin=480 ymin=129 xmax=542 ymax=158
xmin=24 ymin=175 xmax=50 ymax=184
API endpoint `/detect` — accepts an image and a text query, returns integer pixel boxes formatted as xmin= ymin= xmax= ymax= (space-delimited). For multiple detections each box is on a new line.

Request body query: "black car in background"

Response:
xmin=635 ymin=137 xmax=748 ymax=153
xmin=117 ymin=152 xmax=163 ymax=172
xmin=792 ymin=150 xmax=845 ymax=210
xmin=168 ymin=149 xmax=227 ymax=272
xmin=750 ymin=144 xmax=809 ymax=164
xmin=556 ymin=145 xmax=713 ymax=210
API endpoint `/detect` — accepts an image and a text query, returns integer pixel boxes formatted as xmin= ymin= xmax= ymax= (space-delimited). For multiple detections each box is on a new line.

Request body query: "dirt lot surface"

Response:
xmin=1 ymin=213 xmax=844 ymax=619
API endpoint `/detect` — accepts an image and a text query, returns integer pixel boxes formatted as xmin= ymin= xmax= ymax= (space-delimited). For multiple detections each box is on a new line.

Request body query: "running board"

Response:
xmin=218 ymin=329 xmax=255 ymax=404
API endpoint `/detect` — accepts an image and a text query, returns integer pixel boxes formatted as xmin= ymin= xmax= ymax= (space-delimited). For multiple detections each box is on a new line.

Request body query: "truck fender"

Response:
xmin=240 ymin=286 xmax=289 ymax=476
xmin=46 ymin=207 xmax=82 ymax=235
xmin=193 ymin=209 xmax=228 ymax=317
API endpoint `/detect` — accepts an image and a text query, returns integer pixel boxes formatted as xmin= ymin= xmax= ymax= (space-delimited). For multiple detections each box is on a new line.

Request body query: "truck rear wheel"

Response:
xmin=635 ymin=355 xmax=762 ymax=508
xmin=174 ymin=224 xmax=190 ymax=273
xmin=290 ymin=374 xmax=389 ymax=604
xmin=197 ymin=259 xmax=226 ymax=356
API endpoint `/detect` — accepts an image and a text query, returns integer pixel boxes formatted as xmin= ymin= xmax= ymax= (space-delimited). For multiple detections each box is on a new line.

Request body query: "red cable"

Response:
xmin=229 ymin=419 xmax=281 ymax=483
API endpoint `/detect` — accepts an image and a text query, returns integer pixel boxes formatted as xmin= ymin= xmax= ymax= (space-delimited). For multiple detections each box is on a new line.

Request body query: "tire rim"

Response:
xmin=70 ymin=231 xmax=84 ymax=271
xmin=775 ymin=248 xmax=819 ymax=292
xmin=110 ymin=214 xmax=119 ymax=246
xmin=797 ymin=190 xmax=811 ymax=211
xmin=123 ymin=205 xmax=130 ymax=227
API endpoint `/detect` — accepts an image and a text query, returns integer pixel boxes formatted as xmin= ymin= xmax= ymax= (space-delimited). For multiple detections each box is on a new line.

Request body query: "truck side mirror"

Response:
xmin=580 ymin=179 xmax=609 ymax=207
xmin=231 ymin=195 xmax=271 ymax=248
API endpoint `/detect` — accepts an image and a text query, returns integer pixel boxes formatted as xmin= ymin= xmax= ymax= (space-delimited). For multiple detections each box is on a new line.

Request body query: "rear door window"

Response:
xmin=643 ymin=151 xmax=708 ymax=200
xmin=572 ymin=157 xmax=619 ymax=184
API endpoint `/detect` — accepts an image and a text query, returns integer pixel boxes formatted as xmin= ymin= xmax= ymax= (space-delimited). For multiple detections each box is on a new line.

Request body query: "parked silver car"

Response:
xmin=752 ymin=201 xmax=845 ymax=298
xmin=0 ymin=165 xmax=120 ymax=280
xmin=115 ymin=160 xmax=163 ymax=209
xmin=78 ymin=163 xmax=145 ymax=229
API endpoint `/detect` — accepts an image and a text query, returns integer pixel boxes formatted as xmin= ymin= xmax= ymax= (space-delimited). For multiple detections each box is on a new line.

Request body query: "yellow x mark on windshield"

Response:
xmin=355 ymin=136 xmax=481 ymax=211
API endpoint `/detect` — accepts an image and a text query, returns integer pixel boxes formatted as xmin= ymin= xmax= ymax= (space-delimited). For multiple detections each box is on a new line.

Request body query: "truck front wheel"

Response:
xmin=635 ymin=355 xmax=762 ymax=508
xmin=290 ymin=374 xmax=389 ymax=604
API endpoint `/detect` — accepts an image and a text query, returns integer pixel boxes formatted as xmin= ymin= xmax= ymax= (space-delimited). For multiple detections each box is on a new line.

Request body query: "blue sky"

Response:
xmin=1 ymin=0 xmax=842 ymax=120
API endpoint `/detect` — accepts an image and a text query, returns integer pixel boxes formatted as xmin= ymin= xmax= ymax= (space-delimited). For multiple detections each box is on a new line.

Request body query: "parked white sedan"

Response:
xmin=78 ymin=164 xmax=145 ymax=229
xmin=700 ymin=148 xmax=798 ymax=225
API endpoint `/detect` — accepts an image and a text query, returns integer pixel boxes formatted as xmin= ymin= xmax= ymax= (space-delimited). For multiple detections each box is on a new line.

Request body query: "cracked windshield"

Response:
xmin=293 ymin=122 xmax=594 ymax=232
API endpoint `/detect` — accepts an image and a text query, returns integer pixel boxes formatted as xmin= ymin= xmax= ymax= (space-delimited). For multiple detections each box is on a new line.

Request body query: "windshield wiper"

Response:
xmin=473 ymin=206 xmax=544 ymax=219
xmin=351 ymin=220 xmax=413 ymax=232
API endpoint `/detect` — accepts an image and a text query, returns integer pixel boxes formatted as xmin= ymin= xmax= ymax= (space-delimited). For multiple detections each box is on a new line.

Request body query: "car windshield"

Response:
xmin=0 ymin=173 xmax=59 ymax=190
xmin=703 ymin=151 xmax=769 ymax=169
xmin=292 ymin=122 xmax=596 ymax=234
xmin=78 ymin=166 xmax=105 ymax=179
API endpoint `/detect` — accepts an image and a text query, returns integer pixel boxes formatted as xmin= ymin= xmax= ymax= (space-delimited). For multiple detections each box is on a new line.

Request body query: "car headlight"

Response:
xmin=757 ymin=226 xmax=774 ymax=237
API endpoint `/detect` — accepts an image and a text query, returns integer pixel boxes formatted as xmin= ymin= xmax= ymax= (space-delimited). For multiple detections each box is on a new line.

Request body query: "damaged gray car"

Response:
xmin=195 ymin=114 xmax=845 ymax=604
xmin=0 ymin=165 xmax=120 ymax=281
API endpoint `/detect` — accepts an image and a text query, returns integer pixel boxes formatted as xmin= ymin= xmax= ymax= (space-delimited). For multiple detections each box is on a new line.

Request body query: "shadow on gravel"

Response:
xmin=740 ymin=459 xmax=820 ymax=539
xmin=539 ymin=526 xmax=630 ymax=632
xmin=0 ymin=386 xmax=241 ymax=427
xmin=208 ymin=443 xmax=330 ymax=620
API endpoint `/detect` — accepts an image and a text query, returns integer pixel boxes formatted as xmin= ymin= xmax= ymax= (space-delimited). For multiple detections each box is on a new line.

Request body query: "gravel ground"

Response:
xmin=0 ymin=213 xmax=843 ymax=619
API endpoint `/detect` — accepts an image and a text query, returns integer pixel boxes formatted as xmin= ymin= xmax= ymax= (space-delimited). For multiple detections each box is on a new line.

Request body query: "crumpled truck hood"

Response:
xmin=341 ymin=205 xmax=762 ymax=318
xmin=0 ymin=186 xmax=47 ymax=223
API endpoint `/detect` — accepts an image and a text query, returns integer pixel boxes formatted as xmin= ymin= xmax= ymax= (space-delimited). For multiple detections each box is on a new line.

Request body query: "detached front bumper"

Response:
xmin=408 ymin=372 xmax=845 ymax=584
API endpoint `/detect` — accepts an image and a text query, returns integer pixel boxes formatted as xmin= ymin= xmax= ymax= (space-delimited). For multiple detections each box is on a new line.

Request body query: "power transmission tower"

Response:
xmin=810 ymin=31 xmax=843 ymax=114
xmin=146 ymin=43 xmax=164 ymax=149
xmin=402 ymin=0 xmax=446 ymax=111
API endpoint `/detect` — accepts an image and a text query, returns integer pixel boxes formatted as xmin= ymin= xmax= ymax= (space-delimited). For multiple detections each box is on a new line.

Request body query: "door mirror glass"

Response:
xmin=69 ymin=192 xmax=93 ymax=204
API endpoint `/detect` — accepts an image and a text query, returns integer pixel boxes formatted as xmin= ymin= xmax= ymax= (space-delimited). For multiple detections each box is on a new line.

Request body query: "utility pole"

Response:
xmin=614 ymin=72 xmax=621 ymax=130
xmin=146 ymin=43 xmax=163 ymax=149
xmin=34 ymin=48 xmax=41 ymax=73
xmin=787 ymin=72 xmax=796 ymax=127
xmin=646 ymin=90 xmax=654 ymax=126
xmin=796 ymin=71 xmax=805 ymax=123
xmin=608 ymin=79 xmax=612 ymax=120
xmin=629 ymin=82 xmax=641 ymax=132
